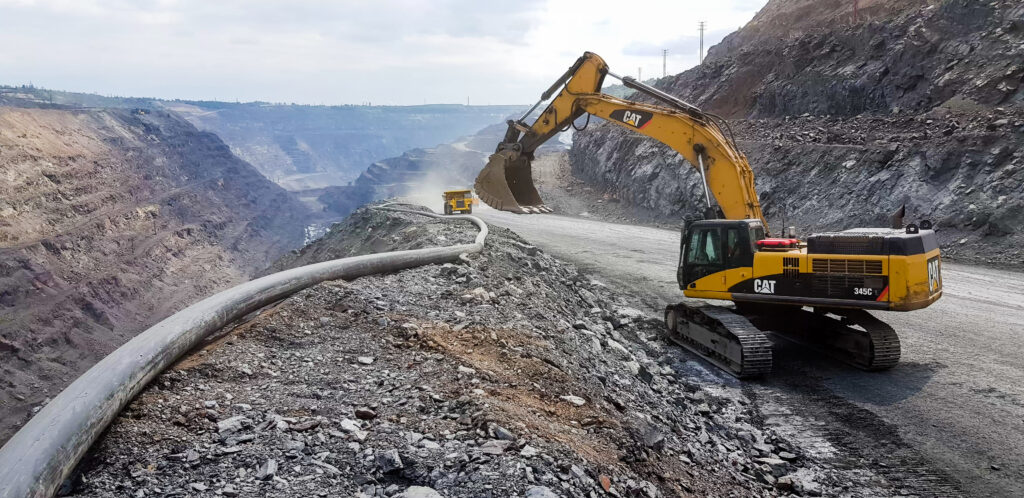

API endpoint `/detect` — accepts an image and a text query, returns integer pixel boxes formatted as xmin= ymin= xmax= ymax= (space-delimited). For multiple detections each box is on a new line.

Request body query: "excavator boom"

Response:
xmin=475 ymin=51 xmax=767 ymax=230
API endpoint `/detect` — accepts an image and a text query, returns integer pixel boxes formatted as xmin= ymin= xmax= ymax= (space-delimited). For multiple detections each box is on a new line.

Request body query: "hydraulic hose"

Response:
xmin=0 ymin=206 xmax=486 ymax=498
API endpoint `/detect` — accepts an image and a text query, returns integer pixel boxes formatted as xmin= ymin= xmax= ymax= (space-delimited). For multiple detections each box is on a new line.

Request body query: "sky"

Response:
xmin=0 ymin=0 xmax=768 ymax=106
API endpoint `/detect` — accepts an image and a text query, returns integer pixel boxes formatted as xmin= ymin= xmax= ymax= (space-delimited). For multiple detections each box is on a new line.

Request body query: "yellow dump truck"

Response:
xmin=442 ymin=189 xmax=477 ymax=215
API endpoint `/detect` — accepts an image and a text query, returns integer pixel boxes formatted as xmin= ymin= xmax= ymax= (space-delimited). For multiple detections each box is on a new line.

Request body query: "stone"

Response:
xmin=340 ymin=418 xmax=362 ymax=433
xmin=755 ymin=457 xmax=789 ymax=477
xmin=376 ymin=449 xmax=404 ymax=472
xmin=217 ymin=415 xmax=251 ymax=434
xmin=776 ymin=475 xmax=796 ymax=492
xmin=312 ymin=459 xmax=342 ymax=475
xmin=185 ymin=449 xmax=200 ymax=462
xmin=189 ymin=483 xmax=208 ymax=492
xmin=492 ymin=425 xmax=516 ymax=441
xmin=600 ymin=474 xmax=612 ymax=492
xmin=525 ymin=486 xmax=559 ymax=498
xmin=222 ymin=484 xmax=239 ymax=497
xmin=778 ymin=451 xmax=797 ymax=461
xmin=559 ymin=395 xmax=586 ymax=406
xmin=637 ymin=364 xmax=656 ymax=385
xmin=395 ymin=486 xmax=444 ymax=498
xmin=357 ymin=356 xmax=375 ymax=365
xmin=457 ymin=365 xmax=476 ymax=375
xmin=290 ymin=419 xmax=321 ymax=432
xmin=479 ymin=439 xmax=512 ymax=455
xmin=355 ymin=407 xmax=377 ymax=420
xmin=224 ymin=434 xmax=255 ymax=446
xmin=256 ymin=458 xmax=278 ymax=480
xmin=520 ymin=445 xmax=539 ymax=458
xmin=606 ymin=338 xmax=631 ymax=356
xmin=643 ymin=426 xmax=666 ymax=451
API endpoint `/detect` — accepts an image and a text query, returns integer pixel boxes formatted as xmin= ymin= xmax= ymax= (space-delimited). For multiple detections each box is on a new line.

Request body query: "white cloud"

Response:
xmin=0 ymin=0 xmax=767 ymax=104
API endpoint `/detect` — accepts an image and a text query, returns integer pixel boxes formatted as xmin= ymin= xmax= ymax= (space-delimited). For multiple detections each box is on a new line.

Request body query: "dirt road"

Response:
xmin=476 ymin=206 xmax=1024 ymax=497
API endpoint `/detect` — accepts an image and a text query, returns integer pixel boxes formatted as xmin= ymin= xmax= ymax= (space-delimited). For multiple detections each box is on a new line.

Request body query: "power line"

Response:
xmin=698 ymin=21 xmax=707 ymax=64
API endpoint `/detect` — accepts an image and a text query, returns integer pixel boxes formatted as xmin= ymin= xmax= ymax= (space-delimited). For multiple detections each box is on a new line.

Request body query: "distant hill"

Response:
xmin=0 ymin=86 xmax=525 ymax=191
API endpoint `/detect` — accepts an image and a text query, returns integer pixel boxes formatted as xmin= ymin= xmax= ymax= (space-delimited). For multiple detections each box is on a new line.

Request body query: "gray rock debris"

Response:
xmin=73 ymin=206 xmax=902 ymax=497
xmin=395 ymin=486 xmax=444 ymax=498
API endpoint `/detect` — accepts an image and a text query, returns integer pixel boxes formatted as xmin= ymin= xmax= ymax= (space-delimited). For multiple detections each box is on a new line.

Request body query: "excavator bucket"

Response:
xmin=474 ymin=149 xmax=552 ymax=214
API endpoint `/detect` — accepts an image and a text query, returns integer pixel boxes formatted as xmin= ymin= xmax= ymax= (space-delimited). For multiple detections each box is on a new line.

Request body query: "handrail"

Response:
xmin=0 ymin=206 xmax=486 ymax=498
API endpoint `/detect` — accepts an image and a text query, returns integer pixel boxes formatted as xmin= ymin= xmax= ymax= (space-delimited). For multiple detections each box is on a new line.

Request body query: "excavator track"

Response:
xmin=745 ymin=307 xmax=901 ymax=371
xmin=664 ymin=303 xmax=772 ymax=378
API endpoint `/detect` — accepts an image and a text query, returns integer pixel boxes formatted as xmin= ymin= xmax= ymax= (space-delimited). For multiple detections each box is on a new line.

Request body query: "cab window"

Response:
xmin=687 ymin=228 xmax=722 ymax=265
xmin=726 ymin=228 xmax=739 ymax=261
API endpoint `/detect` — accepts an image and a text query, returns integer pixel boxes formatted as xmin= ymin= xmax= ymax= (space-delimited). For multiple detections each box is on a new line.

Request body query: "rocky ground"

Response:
xmin=70 ymin=206 xmax=911 ymax=497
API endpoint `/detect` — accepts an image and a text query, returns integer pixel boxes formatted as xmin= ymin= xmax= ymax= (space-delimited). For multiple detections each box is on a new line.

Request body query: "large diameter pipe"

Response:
xmin=0 ymin=212 xmax=486 ymax=498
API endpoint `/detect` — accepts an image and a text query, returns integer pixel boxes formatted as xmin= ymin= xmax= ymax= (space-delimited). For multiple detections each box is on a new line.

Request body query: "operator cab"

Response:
xmin=678 ymin=219 xmax=766 ymax=289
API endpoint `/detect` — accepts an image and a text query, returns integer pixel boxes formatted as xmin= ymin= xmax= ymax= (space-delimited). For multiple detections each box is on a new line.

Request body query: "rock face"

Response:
xmin=666 ymin=0 xmax=1023 ymax=118
xmin=0 ymin=106 xmax=309 ymax=443
xmin=570 ymin=0 xmax=1024 ymax=266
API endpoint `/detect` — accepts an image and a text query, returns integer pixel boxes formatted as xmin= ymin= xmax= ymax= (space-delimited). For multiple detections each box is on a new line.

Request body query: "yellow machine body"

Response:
xmin=684 ymin=248 xmax=943 ymax=311
xmin=442 ymin=189 xmax=476 ymax=215
xmin=678 ymin=220 xmax=943 ymax=312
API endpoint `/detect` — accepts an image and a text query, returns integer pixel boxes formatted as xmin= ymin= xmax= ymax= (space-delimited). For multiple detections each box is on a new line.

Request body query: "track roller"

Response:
xmin=664 ymin=303 xmax=773 ymax=378
xmin=744 ymin=307 xmax=901 ymax=371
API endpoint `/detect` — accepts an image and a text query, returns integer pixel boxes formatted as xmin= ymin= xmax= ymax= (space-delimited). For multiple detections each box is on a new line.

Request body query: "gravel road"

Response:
xmin=476 ymin=206 xmax=1024 ymax=497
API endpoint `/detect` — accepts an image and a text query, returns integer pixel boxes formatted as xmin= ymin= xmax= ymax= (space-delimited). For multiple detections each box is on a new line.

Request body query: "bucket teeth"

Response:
xmin=474 ymin=150 xmax=550 ymax=214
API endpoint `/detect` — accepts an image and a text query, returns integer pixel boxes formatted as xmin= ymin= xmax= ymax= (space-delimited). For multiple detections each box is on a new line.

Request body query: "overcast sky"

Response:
xmin=0 ymin=0 xmax=768 ymax=106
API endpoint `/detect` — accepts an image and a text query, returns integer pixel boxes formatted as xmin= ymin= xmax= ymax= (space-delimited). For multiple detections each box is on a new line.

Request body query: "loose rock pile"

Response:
xmin=73 ymin=206 xmax=896 ymax=497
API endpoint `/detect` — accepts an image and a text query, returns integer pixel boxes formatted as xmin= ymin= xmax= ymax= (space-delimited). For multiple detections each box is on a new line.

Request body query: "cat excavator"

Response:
xmin=475 ymin=52 xmax=943 ymax=377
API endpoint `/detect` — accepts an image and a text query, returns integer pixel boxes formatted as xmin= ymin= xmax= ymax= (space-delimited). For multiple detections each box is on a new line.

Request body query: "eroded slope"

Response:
xmin=0 ymin=107 xmax=309 ymax=443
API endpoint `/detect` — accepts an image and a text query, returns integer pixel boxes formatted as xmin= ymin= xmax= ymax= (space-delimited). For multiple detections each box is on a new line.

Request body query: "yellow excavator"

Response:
xmin=476 ymin=52 xmax=943 ymax=377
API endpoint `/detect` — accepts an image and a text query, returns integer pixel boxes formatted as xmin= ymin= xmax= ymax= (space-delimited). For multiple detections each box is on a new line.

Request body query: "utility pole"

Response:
xmin=698 ymin=21 xmax=707 ymax=64
xmin=638 ymin=67 xmax=642 ymax=81
xmin=662 ymin=49 xmax=667 ymax=77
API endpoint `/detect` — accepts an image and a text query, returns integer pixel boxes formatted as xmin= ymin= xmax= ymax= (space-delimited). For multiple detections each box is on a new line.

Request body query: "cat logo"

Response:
xmin=608 ymin=109 xmax=653 ymax=129
xmin=622 ymin=111 xmax=642 ymax=126
xmin=927 ymin=256 xmax=942 ymax=294
xmin=754 ymin=279 xmax=776 ymax=294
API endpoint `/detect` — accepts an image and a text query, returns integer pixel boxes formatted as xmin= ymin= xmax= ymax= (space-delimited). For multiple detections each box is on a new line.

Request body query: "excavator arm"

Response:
xmin=475 ymin=52 xmax=768 ymax=231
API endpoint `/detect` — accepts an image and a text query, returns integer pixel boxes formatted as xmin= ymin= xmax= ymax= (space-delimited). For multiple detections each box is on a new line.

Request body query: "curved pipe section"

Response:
xmin=0 ymin=208 xmax=485 ymax=498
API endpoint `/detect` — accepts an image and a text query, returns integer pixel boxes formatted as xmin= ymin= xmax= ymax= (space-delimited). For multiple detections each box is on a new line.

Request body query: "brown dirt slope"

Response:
xmin=0 ymin=106 xmax=310 ymax=444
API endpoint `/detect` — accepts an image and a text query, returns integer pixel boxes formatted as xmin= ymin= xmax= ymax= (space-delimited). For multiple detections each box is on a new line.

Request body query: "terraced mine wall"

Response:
xmin=0 ymin=106 xmax=310 ymax=443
